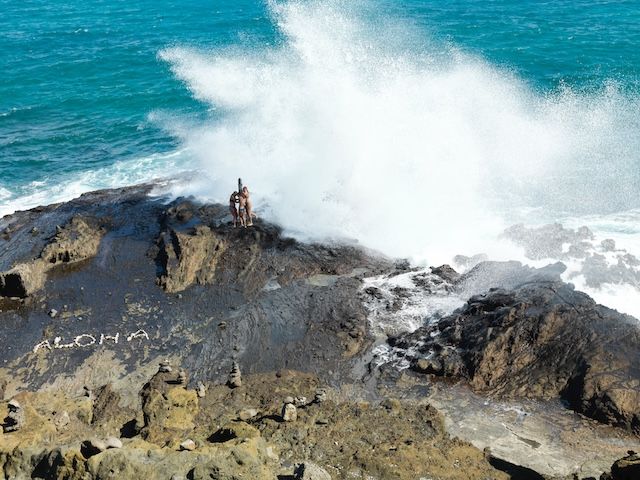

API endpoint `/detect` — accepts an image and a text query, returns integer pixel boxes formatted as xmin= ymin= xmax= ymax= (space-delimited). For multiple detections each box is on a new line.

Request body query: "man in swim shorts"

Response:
xmin=242 ymin=186 xmax=254 ymax=227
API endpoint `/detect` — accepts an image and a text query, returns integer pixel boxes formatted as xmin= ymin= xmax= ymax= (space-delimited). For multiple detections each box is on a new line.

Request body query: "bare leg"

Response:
xmin=230 ymin=208 xmax=238 ymax=228
xmin=246 ymin=206 xmax=254 ymax=226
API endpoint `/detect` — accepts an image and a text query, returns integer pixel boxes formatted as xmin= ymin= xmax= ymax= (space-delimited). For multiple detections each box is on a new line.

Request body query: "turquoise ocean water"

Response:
xmin=3 ymin=0 xmax=640 ymax=316
xmin=2 ymin=0 xmax=639 ymax=208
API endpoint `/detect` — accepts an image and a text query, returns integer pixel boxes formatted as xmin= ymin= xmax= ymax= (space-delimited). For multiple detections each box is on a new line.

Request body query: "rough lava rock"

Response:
xmin=0 ymin=215 xmax=104 ymax=298
xmin=0 ymin=185 xmax=638 ymax=480
xmin=393 ymin=271 xmax=640 ymax=433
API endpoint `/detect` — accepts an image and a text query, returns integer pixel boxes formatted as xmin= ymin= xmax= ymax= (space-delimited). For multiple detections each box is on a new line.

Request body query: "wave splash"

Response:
xmin=160 ymin=0 xmax=640 ymax=266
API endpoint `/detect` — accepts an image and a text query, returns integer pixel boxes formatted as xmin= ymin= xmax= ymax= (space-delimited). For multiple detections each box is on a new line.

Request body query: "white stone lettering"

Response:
xmin=127 ymin=329 xmax=149 ymax=342
xmin=33 ymin=340 xmax=52 ymax=353
xmin=53 ymin=336 xmax=75 ymax=349
xmin=99 ymin=333 xmax=119 ymax=345
xmin=32 ymin=329 xmax=150 ymax=354
xmin=74 ymin=334 xmax=96 ymax=347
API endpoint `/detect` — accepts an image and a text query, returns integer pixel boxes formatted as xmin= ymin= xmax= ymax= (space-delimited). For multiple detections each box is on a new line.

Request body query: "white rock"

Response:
xmin=294 ymin=461 xmax=332 ymax=480
xmin=53 ymin=411 xmax=70 ymax=429
xmin=196 ymin=381 xmax=206 ymax=398
xmin=179 ymin=439 xmax=196 ymax=451
xmin=105 ymin=437 xmax=123 ymax=449
xmin=281 ymin=403 xmax=297 ymax=422
xmin=88 ymin=438 xmax=107 ymax=453
xmin=238 ymin=408 xmax=258 ymax=421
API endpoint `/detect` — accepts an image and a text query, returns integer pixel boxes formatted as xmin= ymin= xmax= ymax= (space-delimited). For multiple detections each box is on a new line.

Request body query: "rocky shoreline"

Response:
xmin=0 ymin=184 xmax=639 ymax=479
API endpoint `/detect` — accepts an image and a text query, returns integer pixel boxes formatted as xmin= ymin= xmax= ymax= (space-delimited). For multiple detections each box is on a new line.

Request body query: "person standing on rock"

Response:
xmin=241 ymin=186 xmax=255 ymax=227
xmin=237 ymin=189 xmax=247 ymax=227
xmin=229 ymin=191 xmax=240 ymax=228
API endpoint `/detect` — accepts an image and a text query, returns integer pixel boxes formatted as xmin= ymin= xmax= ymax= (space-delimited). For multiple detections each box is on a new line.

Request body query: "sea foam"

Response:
xmin=159 ymin=0 xmax=640 ymax=266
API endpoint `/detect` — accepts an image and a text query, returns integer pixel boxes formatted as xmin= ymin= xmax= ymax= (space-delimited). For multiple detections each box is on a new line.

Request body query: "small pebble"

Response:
xmin=105 ymin=437 xmax=123 ymax=449
xmin=179 ymin=439 xmax=196 ymax=451
xmin=238 ymin=408 xmax=259 ymax=421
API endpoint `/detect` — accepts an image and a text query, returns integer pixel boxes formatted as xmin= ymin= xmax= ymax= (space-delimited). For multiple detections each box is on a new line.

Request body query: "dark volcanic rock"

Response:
xmin=430 ymin=264 xmax=460 ymax=284
xmin=0 ymin=215 xmax=104 ymax=298
xmin=392 ymin=277 xmax=640 ymax=433
xmin=0 ymin=185 xmax=392 ymax=394
xmin=0 ymin=186 xmax=638 ymax=479
xmin=601 ymin=451 xmax=640 ymax=480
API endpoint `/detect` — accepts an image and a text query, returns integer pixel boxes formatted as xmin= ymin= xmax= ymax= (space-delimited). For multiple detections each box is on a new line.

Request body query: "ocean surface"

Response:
xmin=2 ymin=0 xmax=640 ymax=314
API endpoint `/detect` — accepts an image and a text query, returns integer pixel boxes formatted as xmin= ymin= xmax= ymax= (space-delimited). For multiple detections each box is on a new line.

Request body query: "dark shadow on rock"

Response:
xmin=207 ymin=427 xmax=238 ymax=443
xmin=488 ymin=456 xmax=545 ymax=480
xmin=260 ymin=413 xmax=284 ymax=423
xmin=120 ymin=419 xmax=138 ymax=438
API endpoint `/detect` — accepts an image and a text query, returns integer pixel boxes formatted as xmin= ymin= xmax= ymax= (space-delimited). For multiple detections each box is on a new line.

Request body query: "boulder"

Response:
xmin=156 ymin=225 xmax=227 ymax=293
xmin=3 ymin=400 xmax=25 ymax=433
xmin=281 ymin=403 xmax=297 ymax=422
xmin=158 ymin=360 xmax=172 ymax=373
xmin=139 ymin=373 xmax=199 ymax=444
xmin=81 ymin=438 xmax=107 ymax=457
xmin=313 ymin=388 xmax=327 ymax=404
xmin=0 ymin=216 xmax=104 ymax=298
xmin=91 ymin=383 xmax=122 ymax=426
xmin=53 ymin=410 xmax=70 ymax=430
xmin=238 ymin=408 xmax=259 ymax=421
xmin=392 ymin=278 xmax=640 ymax=433
xmin=600 ymin=451 xmax=640 ymax=480
xmin=411 ymin=358 xmax=442 ymax=375
xmin=430 ymin=264 xmax=460 ymax=283
xmin=294 ymin=461 xmax=332 ymax=480
xmin=195 ymin=381 xmax=206 ymax=398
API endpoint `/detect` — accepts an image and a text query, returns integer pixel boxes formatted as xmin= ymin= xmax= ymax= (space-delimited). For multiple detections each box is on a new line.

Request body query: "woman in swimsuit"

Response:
xmin=229 ymin=191 xmax=239 ymax=227
xmin=238 ymin=190 xmax=247 ymax=227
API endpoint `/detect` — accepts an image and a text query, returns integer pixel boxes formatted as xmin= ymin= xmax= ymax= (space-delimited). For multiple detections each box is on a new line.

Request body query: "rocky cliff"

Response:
xmin=0 ymin=184 xmax=638 ymax=480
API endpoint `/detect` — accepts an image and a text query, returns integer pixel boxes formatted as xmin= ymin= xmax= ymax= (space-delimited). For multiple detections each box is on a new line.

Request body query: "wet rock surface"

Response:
xmin=0 ymin=215 xmax=104 ymax=298
xmin=0 ymin=185 xmax=390 ymax=393
xmin=0 ymin=185 xmax=638 ymax=479
xmin=392 ymin=266 xmax=640 ymax=433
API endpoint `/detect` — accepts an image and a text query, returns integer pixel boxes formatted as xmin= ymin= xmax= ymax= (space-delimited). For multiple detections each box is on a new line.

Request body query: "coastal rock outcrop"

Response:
xmin=139 ymin=368 xmax=199 ymax=445
xmin=392 ymin=278 xmax=640 ymax=433
xmin=0 ymin=372 xmax=512 ymax=480
xmin=0 ymin=185 xmax=638 ymax=479
xmin=0 ymin=215 xmax=104 ymax=298
xmin=156 ymin=224 xmax=227 ymax=293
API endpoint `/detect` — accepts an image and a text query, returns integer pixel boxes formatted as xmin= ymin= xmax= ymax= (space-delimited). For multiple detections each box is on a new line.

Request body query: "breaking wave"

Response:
xmin=160 ymin=0 xmax=640 ymax=268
